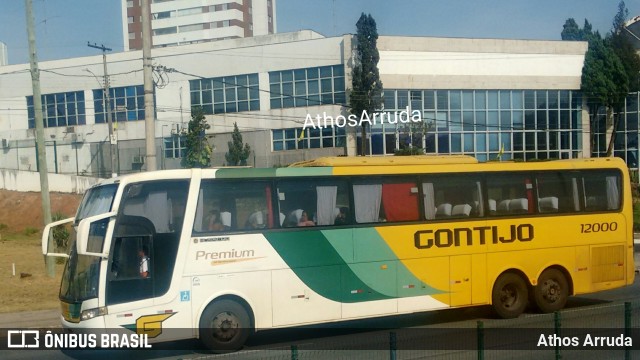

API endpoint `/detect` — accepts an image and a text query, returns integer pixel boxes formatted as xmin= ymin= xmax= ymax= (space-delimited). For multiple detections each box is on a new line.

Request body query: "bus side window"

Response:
xmin=278 ymin=179 xmax=349 ymax=227
xmin=582 ymin=171 xmax=621 ymax=211
xmin=353 ymin=178 xmax=419 ymax=223
xmin=487 ymin=173 xmax=530 ymax=216
xmin=536 ymin=172 xmax=576 ymax=214
xmin=423 ymin=175 xmax=482 ymax=220
xmin=192 ymin=180 xmax=275 ymax=233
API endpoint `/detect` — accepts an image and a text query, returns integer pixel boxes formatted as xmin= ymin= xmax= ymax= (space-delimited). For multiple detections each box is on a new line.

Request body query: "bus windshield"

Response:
xmin=75 ymin=184 xmax=118 ymax=225
xmin=60 ymin=245 xmax=101 ymax=303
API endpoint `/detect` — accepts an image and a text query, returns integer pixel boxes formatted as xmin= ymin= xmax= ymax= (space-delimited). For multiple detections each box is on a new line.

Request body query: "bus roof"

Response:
xmin=288 ymin=155 xmax=478 ymax=167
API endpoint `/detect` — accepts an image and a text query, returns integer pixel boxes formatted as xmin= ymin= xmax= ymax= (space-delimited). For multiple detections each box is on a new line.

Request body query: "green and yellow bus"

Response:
xmin=42 ymin=155 xmax=635 ymax=351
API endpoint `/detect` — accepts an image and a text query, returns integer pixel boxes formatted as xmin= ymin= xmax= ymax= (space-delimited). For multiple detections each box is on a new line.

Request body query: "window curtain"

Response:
xmin=606 ymin=176 xmax=620 ymax=210
xmin=316 ymin=186 xmax=337 ymax=225
xmin=82 ymin=190 xmax=114 ymax=218
xmin=422 ymin=183 xmax=436 ymax=220
xmin=475 ymin=181 xmax=484 ymax=217
xmin=382 ymin=183 xmax=419 ymax=221
xmin=572 ymin=177 xmax=580 ymax=211
xmin=353 ymin=184 xmax=382 ymax=223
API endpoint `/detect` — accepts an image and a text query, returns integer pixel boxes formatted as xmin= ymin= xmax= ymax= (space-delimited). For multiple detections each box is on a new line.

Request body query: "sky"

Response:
xmin=0 ymin=0 xmax=639 ymax=65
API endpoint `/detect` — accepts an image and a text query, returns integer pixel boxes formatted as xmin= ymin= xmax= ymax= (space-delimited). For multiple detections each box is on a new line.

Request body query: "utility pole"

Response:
xmin=25 ymin=0 xmax=54 ymax=277
xmin=87 ymin=42 xmax=117 ymax=177
xmin=141 ymin=0 xmax=157 ymax=171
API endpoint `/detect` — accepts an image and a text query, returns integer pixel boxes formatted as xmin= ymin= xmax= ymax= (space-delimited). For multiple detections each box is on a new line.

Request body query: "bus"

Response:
xmin=42 ymin=155 xmax=635 ymax=351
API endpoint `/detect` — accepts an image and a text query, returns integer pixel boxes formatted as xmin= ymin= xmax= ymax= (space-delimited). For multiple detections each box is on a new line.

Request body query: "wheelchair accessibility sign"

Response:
xmin=180 ymin=290 xmax=190 ymax=302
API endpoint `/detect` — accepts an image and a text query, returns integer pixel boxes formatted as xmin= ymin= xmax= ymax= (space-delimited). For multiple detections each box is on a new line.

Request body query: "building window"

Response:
xmin=272 ymin=127 xmax=345 ymax=151
xmin=93 ymin=85 xmax=145 ymax=123
xmin=269 ymin=65 xmax=346 ymax=109
xmin=371 ymin=89 xmax=582 ymax=161
xmin=222 ymin=20 xmax=230 ymax=27
xmin=127 ymin=0 xmax=134 ymax=8
xmin=153 ymin=26 xmax=177 ymax=36
xmin=177 ymin=7 xmax=202 ymax=16
xmin=27 ymin=91 xmax=86 ymax=129
xmin=128 ymin=16 xmax=135 ymax=24
xmin=593 ymin=92 xmax=639 ymax=168
xmin=128 ymin=32 xmax=136 ymax=40
xmin=164 ymin=135 xmax=185 ymax=158
xmin=179 ymin=23 xmax=205 ymax=33
xmin=153 ymin=11 xmax=174 ymax=20
xmin=189 ymin=73 xmax=260 ymax=115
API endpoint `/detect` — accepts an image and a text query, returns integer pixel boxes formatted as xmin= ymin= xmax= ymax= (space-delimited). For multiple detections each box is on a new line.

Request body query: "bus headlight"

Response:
xmin=80 ymin=306 xmax=108 ymax=321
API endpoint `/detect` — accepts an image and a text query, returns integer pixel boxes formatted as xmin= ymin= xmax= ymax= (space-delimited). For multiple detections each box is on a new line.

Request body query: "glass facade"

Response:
xmin=362 ymin=89 xmax=583 ymax=161
xmin=93 ymin=85 xmax=146 ymax=123
xmin=272 ymin=127 xmax=346 ymax=151
xmin=190 ymin=73 xmax=260 ymax=115
xmin=269 ymin=65 xmax=346 ymax=109
xmin=592 ymin=92 xmax=640 ymax=169
xmin=27 ymin=91 xmax=86 ymax=129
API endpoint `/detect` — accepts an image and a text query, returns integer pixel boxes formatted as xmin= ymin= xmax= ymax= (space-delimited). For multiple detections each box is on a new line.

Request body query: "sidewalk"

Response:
xmin=0 ymin=309 xmax=60 ymax=329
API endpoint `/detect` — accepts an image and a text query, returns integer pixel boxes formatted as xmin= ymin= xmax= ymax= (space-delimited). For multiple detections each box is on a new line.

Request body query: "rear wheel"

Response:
xmin=199 ymin=299 xmax=251 ymax=352
xmin=492 ymin=272 xmax=528 ymax=319
xmin=534 ymin=268 xmax=569 ymax=313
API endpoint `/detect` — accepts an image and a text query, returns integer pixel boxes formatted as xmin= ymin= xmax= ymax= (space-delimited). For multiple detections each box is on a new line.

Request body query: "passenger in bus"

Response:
xmin=298 ymin=211 xmax=315 ymax=226
xmin=208 ymin=210 xmax=225 ymax=231
xmin=138 ymin=246 xmax=150 ymax=278
xmin=246 ymin=211 xmax=266 ymax=229
xmin=334 ymin=207 xmax=349 ymax=225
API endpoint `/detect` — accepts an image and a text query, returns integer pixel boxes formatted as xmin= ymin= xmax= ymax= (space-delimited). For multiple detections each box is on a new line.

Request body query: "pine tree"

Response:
xmin=182 ymin=106 xmax=212 ymax=168
xmin=350 ymin=13 xmax=383 ymax=156
xmin=225 ymin=122 xmax=251 ymax=166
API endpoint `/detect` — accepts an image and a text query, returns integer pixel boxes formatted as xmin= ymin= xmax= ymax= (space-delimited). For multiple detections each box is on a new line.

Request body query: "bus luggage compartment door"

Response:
xmin=449 ymin=255 xmax=471 ymax=306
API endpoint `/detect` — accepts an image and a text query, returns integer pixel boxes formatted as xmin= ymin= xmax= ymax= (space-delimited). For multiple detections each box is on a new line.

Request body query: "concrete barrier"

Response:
xmin=0 ymin=169 xmax=100 ymax=194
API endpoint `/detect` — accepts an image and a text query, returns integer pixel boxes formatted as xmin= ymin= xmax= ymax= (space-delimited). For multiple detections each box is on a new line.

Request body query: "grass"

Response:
xmin=0 ymin=232 xmax=64 ymax=313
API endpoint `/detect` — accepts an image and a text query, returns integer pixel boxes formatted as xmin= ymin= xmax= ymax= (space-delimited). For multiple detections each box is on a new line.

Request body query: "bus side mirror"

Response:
xmin=76 ymin=212 xmax=117 ymax=258
xmin=42 ymin=217 xmax=75 ymax=257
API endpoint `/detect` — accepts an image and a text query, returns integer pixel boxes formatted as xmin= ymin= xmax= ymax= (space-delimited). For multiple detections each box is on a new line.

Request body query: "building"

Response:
xmin=122 ymin=0 xmax=276 ymax=51
xmin=0 ymin=30 xmax=596 ymax=178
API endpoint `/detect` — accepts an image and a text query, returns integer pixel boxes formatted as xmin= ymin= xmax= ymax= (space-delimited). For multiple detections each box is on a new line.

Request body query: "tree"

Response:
xmin=562 ymin=10 xmax=630 ymax=157
xmin=182 ymin=106 xmax=212 ymax=168
xmin=225 ymin=122 xmax=251 ymax=166
xmin=350 ymin=13 xmax=383 ymax=156
xmin=609 ymin=1 xmax=640 ymax=92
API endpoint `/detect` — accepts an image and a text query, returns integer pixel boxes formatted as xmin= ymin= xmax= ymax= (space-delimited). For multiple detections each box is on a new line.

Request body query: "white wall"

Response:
xmin=0 ymin=169 xmax=99 ymax=194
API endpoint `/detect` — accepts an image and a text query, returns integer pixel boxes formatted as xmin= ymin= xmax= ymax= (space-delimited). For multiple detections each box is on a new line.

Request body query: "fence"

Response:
xmin=0 ymin=139 xmax=162 ymax=179
xmin=204 ymin=301 xmax=640 ymax=360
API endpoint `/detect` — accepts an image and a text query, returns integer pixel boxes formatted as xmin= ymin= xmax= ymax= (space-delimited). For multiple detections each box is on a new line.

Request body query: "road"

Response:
xmin=1 ymin=242 xmax=639 ymax=360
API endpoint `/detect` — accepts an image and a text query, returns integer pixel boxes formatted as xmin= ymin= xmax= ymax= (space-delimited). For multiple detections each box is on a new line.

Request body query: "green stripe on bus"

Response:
xmin=265 ymin=228 xmax=442 ymax=303
xmin=275 ymin=167 xmax=333 ymax=177
xmin=265 ymin=230 xmax=391 ymax=303
xmin=215 ymin=168 xmax=277 ymax=178
xmin=349 ymin=228 xmax=442 ymax=297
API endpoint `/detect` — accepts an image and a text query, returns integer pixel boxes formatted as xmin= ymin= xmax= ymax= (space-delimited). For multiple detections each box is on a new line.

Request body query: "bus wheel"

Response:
xmin=534 ymin=268 xmax=569 ymax=313
xmin=492 ymin=273 xmax=528 ymax=319
xmin=199 ymin=299 xmax=250 ymax=352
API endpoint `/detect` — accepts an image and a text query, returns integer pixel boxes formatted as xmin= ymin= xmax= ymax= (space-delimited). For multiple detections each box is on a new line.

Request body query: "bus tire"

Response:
xmin=534 ymin=268 xmax=569 ymax=313
xmin=491 ymin=272 xmax=528 ymax=319
xmin=199 ymin=299 xmax=251 ymax=353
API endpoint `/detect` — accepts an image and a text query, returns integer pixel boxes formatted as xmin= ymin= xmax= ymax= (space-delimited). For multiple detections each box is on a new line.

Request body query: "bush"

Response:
xmin=23 ymin=227 xmax=39 ymax=236
xmin=51 ymin=212 xmax=71 ymax=252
